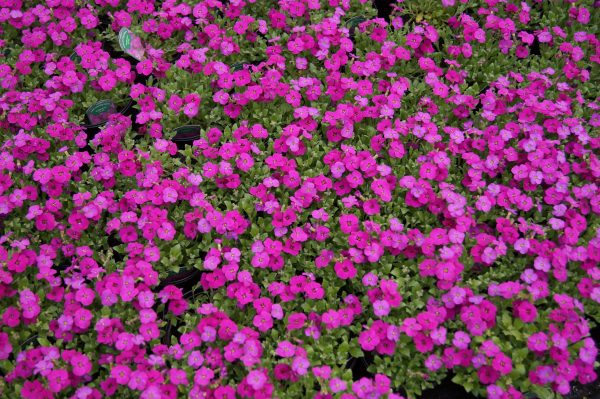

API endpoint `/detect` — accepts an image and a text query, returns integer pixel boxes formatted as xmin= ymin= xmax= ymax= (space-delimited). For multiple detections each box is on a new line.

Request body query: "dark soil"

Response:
xmin=565 ymin=385 xmax=600 ymax=399
xmin=419 ymin=375 xmax=478 ymax=399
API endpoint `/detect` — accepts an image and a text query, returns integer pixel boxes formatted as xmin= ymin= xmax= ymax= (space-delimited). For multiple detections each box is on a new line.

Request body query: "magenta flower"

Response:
xmin=334 ymin=259 xmax=357 ymax=280
xmin=194 ymin=367 xmax=214 ymax=386
xmin=492 ymin=353 xmax=513 ymax=375
xmin=47 ymin=369 xmax=70 ymax=393
xmin=70 ymin=353 xmax=92 ymax=376
xmin=247 ymin=370 xmax=267 ymax=390
xmin=358 ymin=329 xmax=380 ymax=351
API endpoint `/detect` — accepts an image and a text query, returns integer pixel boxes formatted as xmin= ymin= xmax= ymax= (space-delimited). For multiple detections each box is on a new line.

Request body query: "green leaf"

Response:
xmin=511 ymin=363 xmax=526 ymax=378
xmin=530 ymin=385 xmax=556 ymax=399
xmin=349 ymin=346 xmax=363 ymax=358
xmin=169 ymin=243 xmax=181 ymax=259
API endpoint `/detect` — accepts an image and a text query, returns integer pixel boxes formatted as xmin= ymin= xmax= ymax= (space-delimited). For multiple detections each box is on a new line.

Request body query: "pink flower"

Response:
xmin=528 ymin=332 xmax=549 ymax=352
xmin=358 ymin=329 xmax=380 ymax=351
xmin=98 ymin=74 xmax=118 ymax=93
xmin=168 ymin=95 xmax=183 ymax=112
xmin=287 ymin=313 xmax=307 ymax=331
xmin=137 ymin=291 xmax=154 ymax=308
xmin=253 ymin=312 xmax=273 ymax=332
xmin=425 ymin=354 xmax=443 ymax=371
xmin=188 ymin=350 xmax=204 ymax=368
xmin=0 ymin=332 xmax=13 ymax=360
xmin=330 ymin=378 xmax=347 ymax=393
xmin=47 ymin=369 xmax=70 ymax=393
xmin=35 ymin=213 xmax=56 ymax=231
xmin=119 ymin=226 xmax=138 ymax=243
xmin=70 ymin=353 xmax=92 ymax=376
xmin=169 ymin=369 xmax=188 ymax=385
xmin=157 ymin=222 xmax=175 ymax=240
xmin=163 ymin=187 xmax=178 ymax=203
xmin=478 ymin=365 xmax=500 ymax=385
xmin=514 ymin=301 xmax=537 ymax=323
xmin=275 ymin=341 xmax=296 ymax=357
xmin=492 ymin=353 xmax=513 ymax=375
xmin=247 ymin=370 xmax=267 ymax=390
xmin=291 ymin=356 xmax=310 ymax=375
xmin=339 ymin=214 xmax=359 ymax=234
xmin=251 ymin=252 xmax=270 ymax=268
xmin=419 ymin=162 xmax=438 ymax=179
xmin=73 ymin=308 xmax=93 ymax=329
xmin=334 ymin=259 xmax=357 ymax=280
xmin=406 ymin=33 xmax=422 ymax=49
xmin=452 ymin=331 xmax=471 ymax=349
xmin=371 ymin=179 xmax=392 ymax=202
xmin=373 ymin=300 xmax=390 ymax=317
xmin=128 ymin=370 xmax=148 ymax=391
xmin=136 ymin=59 xmax=153 ymax=76
xmin=75 ymin=287 xmax=95 ymax=306
xmin=304 ymin=282 xmax=324 ymax=300
xmin=194 ymin=367 xmax=214 ymax=386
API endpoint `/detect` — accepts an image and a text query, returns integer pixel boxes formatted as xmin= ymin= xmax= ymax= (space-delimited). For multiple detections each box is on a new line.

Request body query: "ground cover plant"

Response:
xmin=0 ymin=0 xmax=599 ymax=398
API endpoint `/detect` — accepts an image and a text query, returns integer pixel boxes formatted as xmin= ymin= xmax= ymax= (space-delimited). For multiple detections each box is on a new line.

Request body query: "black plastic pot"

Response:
xmin=85 ymin=99 xmax=118 ymax=126
xmin=346 ymin=16 xmax=367 ymax=40
xmin=231 ymin=59 xmax=266 ymax=72
xmin=155 ymin=267 xmax=203 ymax=294
xmin=157 ymin=271 xmax=204 ymax=345
xmin=20 ymin=334 xmax=40 ymax=349
xmin=419 ymin=374 xmax=478 ymax=399
xmin=155 ymin=267 xmax=202 ymax=345
xmin=171 ymin=125 xmax=202 ymax=152
xmin=372 ymin=0 xmax=393 ymax=21
xmin=70 ymin=51 xmax=82 ymax=64
xmin=161 ymin=284 xmax=204 ymax=345
xmin=162 ymin=314 xmax=175 ymax=345
xmin=19 ymin=334 xmax=55 ymax=350
xmin=346 ymin=355 xmax=375 ymax=381
xmin=54 ymin=262 xmax=69 ymax=274
xmin=107 ymin=234 xmax=125 ymax=263
xmin=6 ymin=333 xmax=41 ymax=362
xmin=97 ymin=14 xmax=112 ymax=32
xmin=524 ymin=30 xmax=541 ymax=57
xmin=81 ymin=98 xmax=135 ymax=152
xmin=346 ymin=16 xmax=368 ymax=58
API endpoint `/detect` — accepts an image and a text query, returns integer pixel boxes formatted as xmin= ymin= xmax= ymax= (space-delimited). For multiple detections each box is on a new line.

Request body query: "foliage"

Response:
xmin=0 ymin=0 xmax=599 ymax=398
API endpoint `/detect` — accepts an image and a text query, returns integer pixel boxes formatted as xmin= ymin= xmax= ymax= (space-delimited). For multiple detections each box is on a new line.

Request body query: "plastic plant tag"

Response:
xmin=173 ymin=126 xmax=201 ymax=141
xmin=231 ymin=62 xmax=245 ymax=72
xmin=70 ymin=52 xmax=82 ymax=64
xmin=346 ymin=16 xmax=367 ymax=29
xmin=85 ymin=100 xmax=117 ymax=126
xmin=172 ymin=126 xmax=202 ymax=153
xmin=231 ymin=60 xmax=265 ymax=72
xmin=118 ymin=28 xmax=145 ymax=61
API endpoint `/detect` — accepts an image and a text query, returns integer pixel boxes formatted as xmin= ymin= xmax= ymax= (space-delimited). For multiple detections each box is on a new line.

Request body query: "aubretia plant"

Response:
xmin=1 ymin=0 xmax=600 ymax=398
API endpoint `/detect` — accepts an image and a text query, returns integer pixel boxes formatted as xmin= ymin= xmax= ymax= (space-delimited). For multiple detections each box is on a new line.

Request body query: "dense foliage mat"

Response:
xmin=0 ymin=0 xmax=599 ymax=398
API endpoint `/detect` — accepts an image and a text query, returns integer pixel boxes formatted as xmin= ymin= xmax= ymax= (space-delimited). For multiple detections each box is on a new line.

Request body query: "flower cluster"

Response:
xmin=0 ymin=0 xmax=599 ymax=398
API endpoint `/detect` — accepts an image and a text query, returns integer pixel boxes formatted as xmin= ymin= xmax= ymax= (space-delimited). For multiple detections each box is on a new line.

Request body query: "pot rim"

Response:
xmin=82 ymin=97 xmax=135 ymax=129
xmin=171 ymin=125 xmax=203 ymax=142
